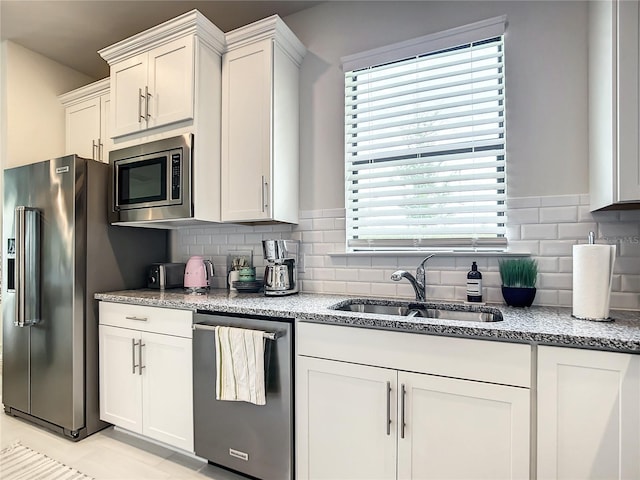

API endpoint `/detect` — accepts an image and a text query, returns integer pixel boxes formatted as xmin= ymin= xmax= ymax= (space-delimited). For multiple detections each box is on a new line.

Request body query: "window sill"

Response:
xmin=327 ymin=251 xmax=531 ymax=258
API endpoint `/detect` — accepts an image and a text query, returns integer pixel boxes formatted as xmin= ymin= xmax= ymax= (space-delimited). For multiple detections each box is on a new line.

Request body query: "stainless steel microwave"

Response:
xmin=110 ymin=134 xmax=192 ymax=224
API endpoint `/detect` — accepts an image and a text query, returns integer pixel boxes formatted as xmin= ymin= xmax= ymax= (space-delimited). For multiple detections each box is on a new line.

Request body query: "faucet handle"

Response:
xmin=418 ymin=254 xmax=435 ymax=271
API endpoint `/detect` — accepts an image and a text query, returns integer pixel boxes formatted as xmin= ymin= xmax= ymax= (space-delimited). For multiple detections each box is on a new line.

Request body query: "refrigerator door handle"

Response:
xmin=14 ymin=206 xmax=40 ymax=327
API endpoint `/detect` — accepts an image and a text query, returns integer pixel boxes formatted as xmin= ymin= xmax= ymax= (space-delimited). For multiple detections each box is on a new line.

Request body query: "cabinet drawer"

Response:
xmin=99 ymin=302 xmax=192 ymax=338
xmin=297 ymin=322 xmax=531 ymax=388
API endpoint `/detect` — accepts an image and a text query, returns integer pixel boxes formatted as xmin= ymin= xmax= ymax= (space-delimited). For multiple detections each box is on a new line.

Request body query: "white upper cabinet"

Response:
xmin=589 ymin=0 xmax=640 ymax=210
xmin=99 ymin=9 xmax=225 ymax=140
xmin=59 ymin=78 xmax=111 ymax=162
xmin=108 ymin=36 xmax=194 ymax=137
xmin=221 ymin=16 xmax=306 ymax=224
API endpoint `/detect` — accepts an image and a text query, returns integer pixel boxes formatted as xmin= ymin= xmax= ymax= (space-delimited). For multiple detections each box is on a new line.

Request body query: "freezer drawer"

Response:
xmin=192 ymin=312 xmax=293 ymax=480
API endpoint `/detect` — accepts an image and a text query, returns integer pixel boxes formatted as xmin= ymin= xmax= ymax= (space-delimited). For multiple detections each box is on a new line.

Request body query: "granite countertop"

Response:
xmin=95 ymin=289 xmax=640 ymax=353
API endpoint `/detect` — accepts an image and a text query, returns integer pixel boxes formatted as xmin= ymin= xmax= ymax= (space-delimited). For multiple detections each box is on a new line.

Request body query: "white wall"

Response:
xmin=0 ymin=40 xmax=94 ymax=352
xmin=284 ymin=1 xmax=589 ymax=211
xmin=175 ymin=1 xmax=639 ymax=310
xmin=2 ymin=40 xmax=93 ymax=168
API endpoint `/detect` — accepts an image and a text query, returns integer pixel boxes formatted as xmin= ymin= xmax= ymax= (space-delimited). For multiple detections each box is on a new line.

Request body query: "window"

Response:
xmin=342 ymin=17 xmax=507 ymax=252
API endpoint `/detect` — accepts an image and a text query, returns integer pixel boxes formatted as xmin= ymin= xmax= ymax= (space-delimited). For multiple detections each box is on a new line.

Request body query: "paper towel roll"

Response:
xmin=572 ymin=244 xmax=616 ymax=321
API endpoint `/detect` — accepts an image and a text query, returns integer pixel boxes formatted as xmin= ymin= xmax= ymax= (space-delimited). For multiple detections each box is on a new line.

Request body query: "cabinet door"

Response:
xmin=98 ymin=325 xmax=143 ymax=433
xmin=221 ymin=39 xmax=273 ymax=222
xmin=141 ymin=331 xmax=193 ymax=452
xmin=297 ymin=356 xmax=397 ymax=480
xmin=111 ymin=53 xmax=148 ymax=137
xmin=147 ymin=36 xmax=195 ymax=130
xmin=99 ymin=93 xmax=111 ymax=163
xmin=398 ymin=371 xmax=530 ymax=480
xmin=537 ymin=346 xmax=640 ymax=479
xmin=617 ymin=0 xmax=640 ymax=202
xmin=65 ymin=97 xmax=101 ymax=159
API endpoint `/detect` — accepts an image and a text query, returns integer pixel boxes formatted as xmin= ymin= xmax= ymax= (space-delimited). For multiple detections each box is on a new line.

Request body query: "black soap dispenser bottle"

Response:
xmin=466 ymin=261 xmax=483 ymax=303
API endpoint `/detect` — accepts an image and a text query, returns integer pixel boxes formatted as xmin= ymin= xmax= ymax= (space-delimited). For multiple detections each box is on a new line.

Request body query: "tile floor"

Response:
xmin=0 ymin=373 xmax=246 ymax=480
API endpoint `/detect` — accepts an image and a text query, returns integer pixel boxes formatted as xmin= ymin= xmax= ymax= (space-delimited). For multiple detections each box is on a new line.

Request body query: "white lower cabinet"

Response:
xmin=297 ymin=322 xmax=531 ymax=480
xmin=399 ymin=371 xmax=530 ymax=480
xmin=537 ymin=346 xmax=640 ymax=479
xmin=298 ymin=357 xmax=397 ymax=480
xmin=98 ymin=302 xmax=193 ymax=452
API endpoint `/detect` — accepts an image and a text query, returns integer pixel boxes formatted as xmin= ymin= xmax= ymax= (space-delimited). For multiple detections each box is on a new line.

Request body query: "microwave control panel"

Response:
xmin=171 ymin=153 xmax=181 ymax=200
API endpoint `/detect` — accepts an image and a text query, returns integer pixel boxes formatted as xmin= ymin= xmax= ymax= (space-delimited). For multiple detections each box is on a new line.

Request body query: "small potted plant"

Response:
xmin=499 ymin=258 xmax=538 ymax=307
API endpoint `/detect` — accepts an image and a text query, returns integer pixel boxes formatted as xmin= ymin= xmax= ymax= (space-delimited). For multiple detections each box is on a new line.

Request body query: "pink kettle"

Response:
xmin=184 ymin=256 xmax=214 ymax=294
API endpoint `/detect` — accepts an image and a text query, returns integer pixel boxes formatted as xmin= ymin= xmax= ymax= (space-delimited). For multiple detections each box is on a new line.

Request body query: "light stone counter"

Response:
xmin=95 ymin=289 xmax=640 ymax=353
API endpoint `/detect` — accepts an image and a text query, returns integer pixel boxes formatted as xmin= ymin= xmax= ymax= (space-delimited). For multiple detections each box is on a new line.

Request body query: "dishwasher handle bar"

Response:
xmin=192 ymin=322 xmax=280 ymax=340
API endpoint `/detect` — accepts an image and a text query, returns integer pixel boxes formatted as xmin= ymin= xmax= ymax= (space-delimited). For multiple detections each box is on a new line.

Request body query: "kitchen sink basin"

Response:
xmin=329 ymin=299 xmax=503 ymax=322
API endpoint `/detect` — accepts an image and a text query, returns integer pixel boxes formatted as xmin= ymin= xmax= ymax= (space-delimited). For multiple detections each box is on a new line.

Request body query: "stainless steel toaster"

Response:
xmin=147 ymin=263 xmax=186 ymax=289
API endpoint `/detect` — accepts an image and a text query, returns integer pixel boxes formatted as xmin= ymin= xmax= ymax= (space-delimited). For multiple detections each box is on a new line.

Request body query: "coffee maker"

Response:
xmin=262 ymin=239 xmax=299 ymax=296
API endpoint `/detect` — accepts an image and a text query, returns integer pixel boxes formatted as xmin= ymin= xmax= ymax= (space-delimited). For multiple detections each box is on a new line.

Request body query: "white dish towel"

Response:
xmin=215 ymin=326 xmax=267 ymax=405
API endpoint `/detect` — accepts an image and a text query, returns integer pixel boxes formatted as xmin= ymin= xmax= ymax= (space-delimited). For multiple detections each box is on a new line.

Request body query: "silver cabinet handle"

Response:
xmin=138 ymin=341 xmax=145 ymax=375
xmin=262 ymin=176 xmax=269 ymax=212
xmin=125 ymin=315 xmax=148 ymax=322
xmin=400 ymin=383 xmax=406 ymax=439
xmin=145 ymin=86 xmax=151 ymax=120
xmin=132 ymin=338 xmax=139 ymax=374
xmin=386 ymin=381 xmax=392 ymax=436
xmin=138 ymin=88 xmax=145 ymax=123
xmin=92 ymin=140 xmax=98 ymax=160
xmin=14 ymin=206 xmax=40 ymax=327
xmin=98 ymin=139 xmax=103 ymax=161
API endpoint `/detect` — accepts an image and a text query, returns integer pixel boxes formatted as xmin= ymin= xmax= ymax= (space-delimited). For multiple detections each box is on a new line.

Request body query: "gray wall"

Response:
xmin=284 ymin=1 xmax=589 ymax=211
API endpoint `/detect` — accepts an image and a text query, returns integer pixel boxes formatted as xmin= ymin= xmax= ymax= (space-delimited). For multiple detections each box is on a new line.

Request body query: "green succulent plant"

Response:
xmin=499 ymin=258 xmax=538 ymax=288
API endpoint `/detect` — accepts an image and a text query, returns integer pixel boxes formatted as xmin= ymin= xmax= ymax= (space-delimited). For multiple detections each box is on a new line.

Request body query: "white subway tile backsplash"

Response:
xmin=535 ymin=257 xmax=559 ymax=273
xmin=558 ymin=290 xmax=572 ymax=307
xmin=370 ymin=283 xmax=399 ymax=297
xmin=558 ymin=257 xmax=574 ymax=273
xmin=371 ymin=256 xmax=400 ymax=268
xmin=509 ymin=196 xmax=541 ymax=208
xmin=314 ymin=268 xmax=336 ymax=281
xmin=335 ymin=269 xmax=359 ymax=282
xmin=347 ymin=256 xmax=372 ymax=268
xmin=347 ymin=282 xmax=371 ymax=296
xmin=540 ymin=240 xmax=574 ymax=257
xmin=613 ymin=257 xmax=640 ymax=275
xmin=539 ymin=273 xmax=573 ymax=290
xmin=540 ymin=195 xmax=581 ymax=207
xmin=558 ymin=223 xmax=599 ymax=240
xmin=358 ymin=269 xmax=386 ymax=282
xmin=521 ymin=224 xmax=558 ymax=240
xmin=508 ymin=208 xmax=539 ymax=224
xmin=540 ymin=206 xmax=578 ymax=223
xmin=313 ymin=217 xmax=337 ymax=231
xmin=173 ymin=193 xmax=640 ymax=311
xmin=506 ymin=225 xmax=521 ymax=241
xmin=535 ymin=289 xmax=559 ymax=306
xmin=609 ymin=292 xmax=640 ymax=310
xmin=507 ymin=240 xmax=540 ymax=255
xmin=323 ymin=230 xmax=345 ymax=243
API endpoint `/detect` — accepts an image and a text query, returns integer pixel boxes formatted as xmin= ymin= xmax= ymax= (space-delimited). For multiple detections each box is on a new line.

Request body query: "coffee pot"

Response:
xmin=184 ymin=256 xmax=214 ymax=294
xmin=262 ymin=240 xmax=299 ymax=296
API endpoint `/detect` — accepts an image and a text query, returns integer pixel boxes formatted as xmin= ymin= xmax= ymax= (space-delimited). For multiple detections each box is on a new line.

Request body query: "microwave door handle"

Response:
xmin=14 ymin=206 xmax=40 ymax=327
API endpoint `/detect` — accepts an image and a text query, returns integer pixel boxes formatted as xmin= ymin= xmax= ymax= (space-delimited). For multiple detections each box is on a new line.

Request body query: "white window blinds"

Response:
xmin=343 ymin=17 xmax=507 ymax=252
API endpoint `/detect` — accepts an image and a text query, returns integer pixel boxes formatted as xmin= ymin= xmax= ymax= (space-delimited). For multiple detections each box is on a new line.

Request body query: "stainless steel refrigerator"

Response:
xmin=2 ymin=155 xmax=167 ymax=440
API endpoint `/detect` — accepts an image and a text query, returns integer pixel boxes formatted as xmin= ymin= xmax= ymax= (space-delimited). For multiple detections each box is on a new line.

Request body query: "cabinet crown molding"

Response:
xmin=225 ymin=14 xmax=306 ymax=66
xmin=58 ymin=78 xmax=109 ymax=106
xmin=98 ymin=9 xmax=225 ymax=65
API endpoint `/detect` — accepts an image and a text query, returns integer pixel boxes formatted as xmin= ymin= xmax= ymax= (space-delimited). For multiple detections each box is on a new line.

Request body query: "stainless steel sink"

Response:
xmin=330 ymin=299 xmax=503 ymax=322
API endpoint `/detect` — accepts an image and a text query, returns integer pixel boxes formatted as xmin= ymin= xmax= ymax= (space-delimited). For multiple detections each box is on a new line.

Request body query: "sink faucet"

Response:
xmin=391 ymin=254 xmax=435 ymax=301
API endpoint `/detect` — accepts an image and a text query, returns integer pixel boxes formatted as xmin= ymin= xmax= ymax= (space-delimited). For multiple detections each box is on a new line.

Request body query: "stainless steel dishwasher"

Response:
xmin=192 ymin=311 xmax=294 ymax=480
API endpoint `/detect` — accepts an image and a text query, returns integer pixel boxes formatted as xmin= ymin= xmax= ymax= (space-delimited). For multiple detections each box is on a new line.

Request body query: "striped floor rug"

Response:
xmin=0 ymin=442 xmax=93 ymax=480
